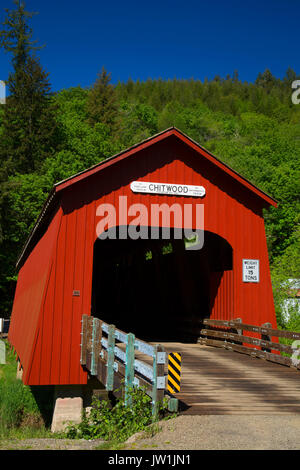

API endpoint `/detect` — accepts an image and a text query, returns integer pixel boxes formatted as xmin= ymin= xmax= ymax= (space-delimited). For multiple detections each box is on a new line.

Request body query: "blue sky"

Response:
xmin=0 ymin=0 xmax=299 ymax=91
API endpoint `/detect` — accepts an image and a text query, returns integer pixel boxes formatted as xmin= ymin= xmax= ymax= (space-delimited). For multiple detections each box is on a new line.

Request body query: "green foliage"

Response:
xmin=65 ymin=386 xmax=169 ymax=442
xmin=0 ymin=341 xmax=44 ymax=434
xmin=41 ymin=86 xmax=121 ymax=185
xmin=117 ymin=101 xmax=158 ymax=148
xmin=271 ymin=229 xmax=300 ymax=329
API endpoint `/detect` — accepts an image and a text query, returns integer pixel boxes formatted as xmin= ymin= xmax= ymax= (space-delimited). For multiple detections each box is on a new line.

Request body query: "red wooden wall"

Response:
xmin=8 ymin=130 xmax=277 ymax=385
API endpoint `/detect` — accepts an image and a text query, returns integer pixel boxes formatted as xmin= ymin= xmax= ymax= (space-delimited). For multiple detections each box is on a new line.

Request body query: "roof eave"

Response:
xmin=54 ymin=127 xmax=278 ymax=208
xmin=15 ymin=188 xmax=57 ymax=270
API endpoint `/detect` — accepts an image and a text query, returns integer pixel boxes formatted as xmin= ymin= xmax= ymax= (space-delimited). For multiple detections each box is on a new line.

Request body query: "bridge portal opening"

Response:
xmin=91 ymin=227 xmax=232 ymax=342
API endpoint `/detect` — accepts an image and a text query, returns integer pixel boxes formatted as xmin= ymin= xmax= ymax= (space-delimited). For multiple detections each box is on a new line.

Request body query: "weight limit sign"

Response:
xmin=167 ymin=352 xmax=181 ymax=393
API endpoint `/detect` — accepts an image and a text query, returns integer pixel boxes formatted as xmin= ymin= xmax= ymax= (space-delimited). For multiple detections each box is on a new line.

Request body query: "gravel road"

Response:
xmin=124 ymin=414 xmax=300 ymax=451
xmin=1 ymin=414 xmax=299 ymax=450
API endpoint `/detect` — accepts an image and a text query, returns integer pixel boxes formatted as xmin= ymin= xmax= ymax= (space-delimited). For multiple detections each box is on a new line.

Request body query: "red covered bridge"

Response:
xmin=9 ymin=127 xmax=299 ymax=429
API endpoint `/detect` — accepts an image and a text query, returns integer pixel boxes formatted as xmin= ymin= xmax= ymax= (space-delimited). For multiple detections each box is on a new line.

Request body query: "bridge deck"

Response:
xmin=155 ymin=343 xmax=300 ymax=415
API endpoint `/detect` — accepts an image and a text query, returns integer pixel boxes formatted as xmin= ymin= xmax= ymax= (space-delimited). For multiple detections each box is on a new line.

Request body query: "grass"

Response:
xmin=94 ymin=440 xmax=127 ymax=450
xmin=0 ymin=340 xmax=53 ymax=439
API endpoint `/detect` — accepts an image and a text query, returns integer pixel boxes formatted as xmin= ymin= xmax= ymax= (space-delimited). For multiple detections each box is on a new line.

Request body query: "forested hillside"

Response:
xmin=0 ymin=2 xmax=299 ymax=328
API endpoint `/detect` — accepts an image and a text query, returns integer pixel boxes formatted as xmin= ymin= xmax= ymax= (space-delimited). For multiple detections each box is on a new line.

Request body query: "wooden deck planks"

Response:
xmin=101 ymin=338 xmax=300 ymax=415
xmin=158 ymin=343 xmax=300 ymax=415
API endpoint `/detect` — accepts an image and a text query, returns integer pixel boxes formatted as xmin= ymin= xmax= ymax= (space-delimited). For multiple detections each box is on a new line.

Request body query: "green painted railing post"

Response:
xmin=125 ymin=333 xmax=135 ymax=406
xmin=168 ymin=397 xmax=179 ymax=413
xmin=91 ymin=317 xmax=101 ymax=376
xmin=106 ymin=324 xmax=115 ymax=391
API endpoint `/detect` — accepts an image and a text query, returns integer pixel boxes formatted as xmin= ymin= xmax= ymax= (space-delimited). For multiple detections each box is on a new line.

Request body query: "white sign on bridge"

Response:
xmin=130 ymin=181 xmax=206 ymax=197
xmin=243 ymin=259 xmax=260 ymax=283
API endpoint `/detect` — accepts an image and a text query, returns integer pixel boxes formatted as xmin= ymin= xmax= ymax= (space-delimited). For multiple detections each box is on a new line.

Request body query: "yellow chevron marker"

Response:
xmin=167 ymin=352 xmax=181 ymax=394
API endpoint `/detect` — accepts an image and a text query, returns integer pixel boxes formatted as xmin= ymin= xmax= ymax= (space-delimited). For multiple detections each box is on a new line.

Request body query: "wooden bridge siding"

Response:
xmin=158 ymin=343 xmax=300 ymax=415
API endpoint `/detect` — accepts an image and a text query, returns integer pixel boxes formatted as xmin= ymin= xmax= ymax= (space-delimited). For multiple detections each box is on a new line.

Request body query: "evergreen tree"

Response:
xmin=0 ymin=1 xmax=59 ymax=315
xmin=0 ymin=0 xmax=59 ymax=178
xmin=86 ymin=67 xmax=118 ymax=130
xmin=255 ymin=69 xmax=276 ymax=94
xmin=232 ymin=70 xmax=239 ymax=83
xmin=1 ymin=55 xmax=59 ymax=176
xmin=0 ymin=0 xmax=40 ymax=69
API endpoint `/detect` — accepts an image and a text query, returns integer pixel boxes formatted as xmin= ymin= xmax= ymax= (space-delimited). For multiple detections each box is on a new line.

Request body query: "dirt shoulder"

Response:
xmin=1 ymin=414 xmax=300 ymax=450
xmin=0 ymin=437 xmax=105 ymax=450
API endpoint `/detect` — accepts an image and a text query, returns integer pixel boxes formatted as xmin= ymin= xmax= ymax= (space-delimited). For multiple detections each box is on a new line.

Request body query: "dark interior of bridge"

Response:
xmin=91 ymin=227 xmax=232 ymax=343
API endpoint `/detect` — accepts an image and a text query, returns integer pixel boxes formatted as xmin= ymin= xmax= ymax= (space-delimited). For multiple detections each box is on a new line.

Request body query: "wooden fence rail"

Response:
xmin=80 ymin=315 xmax=178 ymax=417
xmin=199 ymin=318 xmax=300 ymax=370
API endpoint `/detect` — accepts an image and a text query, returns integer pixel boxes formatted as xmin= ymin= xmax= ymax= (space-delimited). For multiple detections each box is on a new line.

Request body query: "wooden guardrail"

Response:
xmin=199 ymin=318 xmax=300 ymax=370
xmin=80 ymin=315 xmax=178 ymax=417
